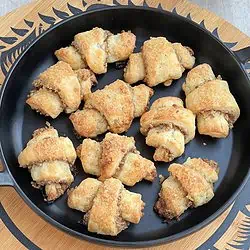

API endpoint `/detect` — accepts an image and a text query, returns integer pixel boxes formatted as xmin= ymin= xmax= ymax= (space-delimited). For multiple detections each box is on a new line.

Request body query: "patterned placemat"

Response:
xmin=0 ymin=0 xmax=250 ymax=249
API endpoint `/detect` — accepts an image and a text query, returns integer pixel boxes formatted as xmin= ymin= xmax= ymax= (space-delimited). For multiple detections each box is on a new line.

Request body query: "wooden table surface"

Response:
xmin=0 ymin=0 xmax=250 ymax=249
xmin=1 ymin=0 xmax=250 ymax=35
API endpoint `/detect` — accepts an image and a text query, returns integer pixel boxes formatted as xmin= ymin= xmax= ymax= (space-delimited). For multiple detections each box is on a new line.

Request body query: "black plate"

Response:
xmin=0 ymin=6 xmax=250 ymax=247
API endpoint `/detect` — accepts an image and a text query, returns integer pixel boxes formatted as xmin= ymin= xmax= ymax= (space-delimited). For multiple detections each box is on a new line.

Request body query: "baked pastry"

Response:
xmin=154 ymin=158 xmax=219 ymax=220
xmin=106 ymin=30 xmax=136 ymax=63
xmin=140 ymin=97 xmax=196 ymax=162
xmin=70 ymin=79 xmax=154 ymax=137
xmin=68 ymin=178 xmax=145 ymax=236
xmin=183 ymin=64 xmax=240 ymax=138
xmin=26 ymin=62 xmax=97 ymax=118
xmin=73 ymin=27 xmax=110 ymax=74
xmin=124 ymin=52 xmax=145 ymax=84
xmin=55 ymin=45 xmax=87 ymax=70
xmin=77 ymin=132 xmax=157 ymax=186
xmin=124 ymin=37 xmax=195 ymax=86
xmin=74 ymin=68 xmax=97 ymax=101
xmin=18 ymin=125 xmax=76 ymax=201
xmin=55 ymin=27 xmax=136 ymax=74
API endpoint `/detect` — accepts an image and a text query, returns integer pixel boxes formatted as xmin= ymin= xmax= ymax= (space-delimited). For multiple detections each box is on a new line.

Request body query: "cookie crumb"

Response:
xmin=159 ymin=175 xmax=165 ymax=184
xmin=115 ymin=61 xmax=127 ymax=69
xmin=45 ymin=121 xmax=51 ymax=127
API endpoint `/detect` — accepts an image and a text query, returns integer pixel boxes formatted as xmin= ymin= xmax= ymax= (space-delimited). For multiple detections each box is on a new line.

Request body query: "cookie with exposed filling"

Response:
xmin=124 ymin=37 xmax=195 ymax=86
xmin=77 ymin=133 xmax=157 ymax=186
xmin=140 ymin=97 xmax=195 ymax=162
xmin=70 ymin=80 xmax=153 ymax=137
xmin=155 ymin=158 xmax=219 ymax=220
xmin=183 ymin=63 xmax=240 ymax=138
xmin=68 ymin=178 xmax=145 ymax=236
xmin=18 ymin=125 xmax=76 ymax=201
